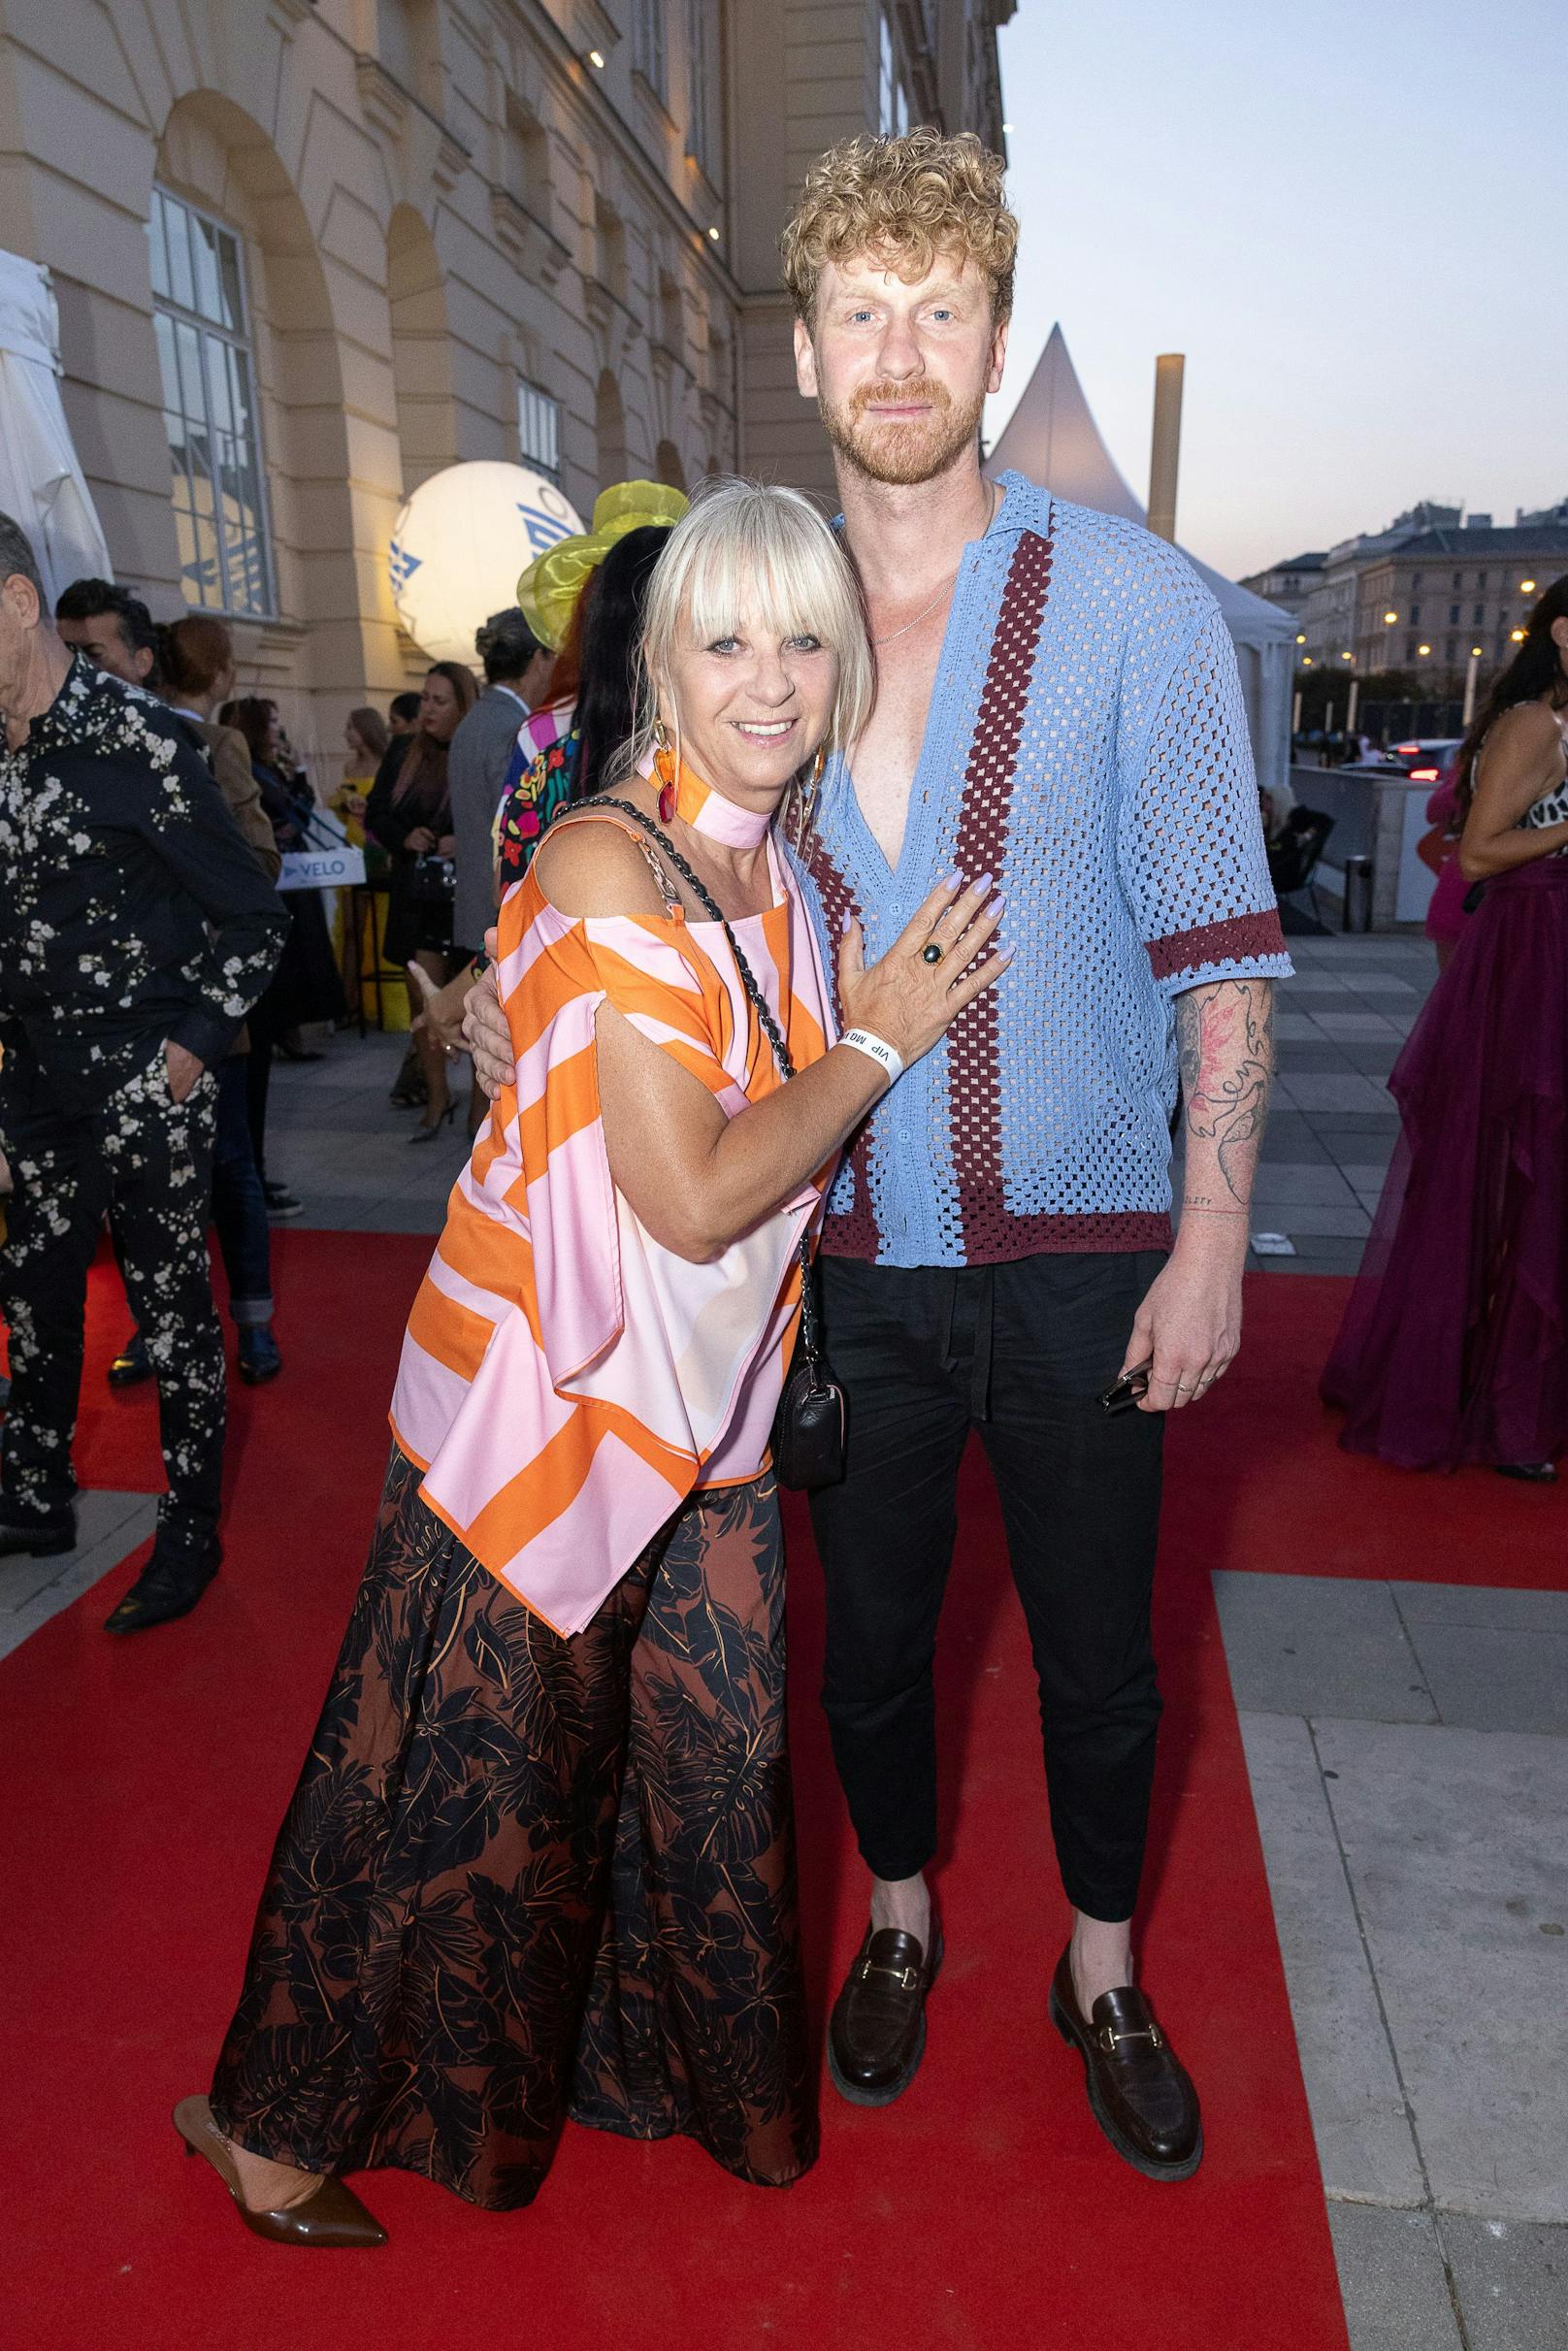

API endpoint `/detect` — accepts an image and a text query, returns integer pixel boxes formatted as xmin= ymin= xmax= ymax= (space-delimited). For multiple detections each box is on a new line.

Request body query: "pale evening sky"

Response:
xmin=984 ymin=0 xmax=1567 ymax=582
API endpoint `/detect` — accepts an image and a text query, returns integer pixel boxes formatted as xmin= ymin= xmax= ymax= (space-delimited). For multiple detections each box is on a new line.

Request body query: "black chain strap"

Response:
xmin=591 ymin=799 xmax=825 ymax=1370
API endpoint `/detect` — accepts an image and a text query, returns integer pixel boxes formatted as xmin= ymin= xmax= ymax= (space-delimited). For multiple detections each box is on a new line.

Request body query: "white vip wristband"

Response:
xmin=839 ymin=1028 xmax=904 ymax=1086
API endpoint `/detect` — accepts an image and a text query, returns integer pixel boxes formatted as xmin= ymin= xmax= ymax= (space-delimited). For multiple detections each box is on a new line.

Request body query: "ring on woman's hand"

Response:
xmin=921 ymin=940 xmax=945 ymax=965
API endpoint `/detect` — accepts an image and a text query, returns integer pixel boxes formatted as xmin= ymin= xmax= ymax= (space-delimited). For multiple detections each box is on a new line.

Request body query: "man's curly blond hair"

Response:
xmin=780 ymin=130 xmax=1018 ymax=328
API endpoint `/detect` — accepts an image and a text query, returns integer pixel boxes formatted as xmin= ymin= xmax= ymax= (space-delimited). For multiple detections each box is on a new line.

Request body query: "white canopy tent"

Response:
xmin=0 ymin=249 xmax=112 ymax=604
xmin=986 ymin=325 xmax=1296 ymax=798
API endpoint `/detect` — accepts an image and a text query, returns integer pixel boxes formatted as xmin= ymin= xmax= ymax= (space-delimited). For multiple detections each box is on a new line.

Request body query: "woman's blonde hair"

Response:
xmin=781 ymin=130 xmax=1017 ymax=327
xmin=623 ymin=476 xmax=873 ymax=785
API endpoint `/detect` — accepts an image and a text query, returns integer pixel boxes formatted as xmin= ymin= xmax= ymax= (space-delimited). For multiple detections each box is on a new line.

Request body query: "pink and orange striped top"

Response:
xmin=388 ymin=815 xmax=834 ymax=1635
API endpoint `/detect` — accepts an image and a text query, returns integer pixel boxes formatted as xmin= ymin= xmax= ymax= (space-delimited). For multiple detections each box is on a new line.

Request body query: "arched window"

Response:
xmin=655 ymin=439 xmax=687 ymax=493
xmin=148 ymin=185 xmax=273 ymax=616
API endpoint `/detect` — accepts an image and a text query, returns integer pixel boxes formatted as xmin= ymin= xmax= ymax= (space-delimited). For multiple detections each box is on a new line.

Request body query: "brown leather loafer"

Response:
xmin=1049 ymin=1946 xmax=1202 ymax=2181
xmin=828 ymin=1922 xmax=943 ymax=2106
xmin=173 ymin=2096 xmax=387 ymax=2246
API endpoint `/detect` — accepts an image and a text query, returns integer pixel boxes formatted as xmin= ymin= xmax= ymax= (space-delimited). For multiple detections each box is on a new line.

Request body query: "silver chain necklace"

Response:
xmin=867 ymin=482 xmax=998 ymax=648
xmin=871 ymin=569 xmax=960 ymax=647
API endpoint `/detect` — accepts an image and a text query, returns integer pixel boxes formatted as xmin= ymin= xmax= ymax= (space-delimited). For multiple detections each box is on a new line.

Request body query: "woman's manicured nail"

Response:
xmin=972 ymin=871 xmax=994 ymax=897
xmin=840 ymin=909 xmax=851 ymax=933
xmin=943 ymin=866 xmax=963 ymax=891
xmin=987 ymin=894 xmax=1005 ymax=917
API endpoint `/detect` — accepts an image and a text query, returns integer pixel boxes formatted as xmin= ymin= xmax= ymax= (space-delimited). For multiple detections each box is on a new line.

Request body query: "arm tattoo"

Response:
xmin=1174 ymin=979 xmax=1275 ymax=1208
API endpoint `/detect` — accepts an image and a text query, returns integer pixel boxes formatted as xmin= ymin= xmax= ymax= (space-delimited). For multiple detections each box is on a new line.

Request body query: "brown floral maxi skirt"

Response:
xmin=210 ymin=1448 xmax=817 ymax=2208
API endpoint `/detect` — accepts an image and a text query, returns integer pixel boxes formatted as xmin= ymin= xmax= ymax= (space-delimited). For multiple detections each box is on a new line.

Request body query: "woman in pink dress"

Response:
xmin=1323 ymin=576 xmax=1568 ymax=1476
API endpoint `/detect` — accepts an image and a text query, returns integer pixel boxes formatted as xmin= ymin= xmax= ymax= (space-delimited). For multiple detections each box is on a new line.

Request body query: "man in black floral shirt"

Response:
xmin=0 ymin=516 xmax=286 ymax=1631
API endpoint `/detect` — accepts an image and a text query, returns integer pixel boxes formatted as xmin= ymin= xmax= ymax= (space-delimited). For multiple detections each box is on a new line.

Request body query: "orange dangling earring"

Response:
xmin=653 ymin=716 xmax=676 ymax=823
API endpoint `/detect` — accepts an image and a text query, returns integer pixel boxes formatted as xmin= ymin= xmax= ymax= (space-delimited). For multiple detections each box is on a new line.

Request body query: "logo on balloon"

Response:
xmin=517 ymin=494 xmax=576 ymax=558
xmin=388 ymin=539 xmax=423 ymax=594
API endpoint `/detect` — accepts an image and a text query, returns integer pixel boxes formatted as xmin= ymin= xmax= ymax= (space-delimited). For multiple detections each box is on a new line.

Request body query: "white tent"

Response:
xmin=0 ymin=249 xmax=112 ymax=604
xmin=986 ymin=325 xmax=1296 ymax=798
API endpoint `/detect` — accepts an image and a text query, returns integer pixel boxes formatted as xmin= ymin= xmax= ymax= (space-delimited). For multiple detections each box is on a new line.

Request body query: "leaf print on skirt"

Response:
xmin=210 ymin=1447 xmax=817 ymax=2209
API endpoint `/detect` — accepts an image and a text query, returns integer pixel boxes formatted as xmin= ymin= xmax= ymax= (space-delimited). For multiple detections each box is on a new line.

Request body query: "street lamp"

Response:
xmin=1384 ymin=609 xmax=1398 ymax=624
xmin=1341 ymin=650 xmax=1353 ymax=661
xmin=1510 ymin=628 xmax=1526 ymax=642
xmin=1418 ymin=643 xmax=1431 ymax=656
xmin=1463 ymin=644 xmax=1485 ymax=726
xmin=1520 ymin=578 xmax=1536 ymax=593
xmin=1295 ymin=632 xmax=1306 ymax=644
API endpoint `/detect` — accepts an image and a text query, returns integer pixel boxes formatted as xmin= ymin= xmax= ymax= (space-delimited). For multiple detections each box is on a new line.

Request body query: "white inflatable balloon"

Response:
xmin=388 ymin=462 xmax=584 ymax=665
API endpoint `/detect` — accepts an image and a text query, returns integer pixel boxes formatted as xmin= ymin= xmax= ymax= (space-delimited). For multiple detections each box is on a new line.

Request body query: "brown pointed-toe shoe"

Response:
xmin=173 ymin=2096 xmax=387 ymax=2246
xmin=828 ymin=1922 xmax=943 ymax=2106
xmin=1048 ymin=1946 xmax=1202 ymax=2181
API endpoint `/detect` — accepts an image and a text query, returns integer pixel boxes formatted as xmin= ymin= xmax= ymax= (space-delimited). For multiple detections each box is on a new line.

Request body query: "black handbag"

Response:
xmin=406 ymin=851 xmax=456 ymax=906
xmin=594 ymin=799 xmax=847 ymax=1490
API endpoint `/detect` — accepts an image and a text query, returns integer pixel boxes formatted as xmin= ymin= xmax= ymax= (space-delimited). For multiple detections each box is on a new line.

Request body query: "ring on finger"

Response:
xmin=921 ymin=939 xmax=944 ymax=965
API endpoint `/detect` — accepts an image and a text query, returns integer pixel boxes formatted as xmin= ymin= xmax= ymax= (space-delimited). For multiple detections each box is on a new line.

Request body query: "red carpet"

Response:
xmin=17 ymin=1246 xmax=1552 ymax=2350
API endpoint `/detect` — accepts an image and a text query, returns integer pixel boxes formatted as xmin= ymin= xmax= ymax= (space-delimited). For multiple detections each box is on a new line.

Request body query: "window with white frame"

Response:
xmin=687 ymin=0 xmax=715 ymax=178
xmin=879 ymin=15 xmax=896 ymax=132
xmin=517 ymin=380 xmax=562 ymax=482
xmin=634 ymin=0 xmax=667 ymax=100
xmin=147 ymin=186 xmax=274 ymax=617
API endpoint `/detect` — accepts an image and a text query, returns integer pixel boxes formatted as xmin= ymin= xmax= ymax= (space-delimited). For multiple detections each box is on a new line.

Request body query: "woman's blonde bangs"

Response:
xmin=637 ymin=477 xmax=873 ymax=766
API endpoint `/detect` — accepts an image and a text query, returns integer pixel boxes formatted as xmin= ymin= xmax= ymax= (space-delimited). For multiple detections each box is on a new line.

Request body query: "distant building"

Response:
xmin=0 ymin=0 xmax=1010 ymax=765
xmin=1238 ymin=550 xmax=1324 ymax=612
xmin=1517 ymin=495 xmax=1568 ymax=528
xmin=1251 ymin=503 xmax=1568 ymax=678
xmin=1348 ymin=524 xmax=1568 ymax=675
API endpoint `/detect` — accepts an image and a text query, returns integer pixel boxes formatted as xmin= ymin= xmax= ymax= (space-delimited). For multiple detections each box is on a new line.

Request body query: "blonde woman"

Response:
xmin=175 ymin=480 xmax=1008 ymax=2243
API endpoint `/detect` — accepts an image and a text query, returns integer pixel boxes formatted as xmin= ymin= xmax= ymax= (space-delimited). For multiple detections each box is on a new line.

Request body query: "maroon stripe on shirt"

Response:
xmin=945 ymin=528 xmax=1056 ymax=1261
xmin=1146 ymin=907 xmax=1288 ymax=983
xmin=798 ymin=826 xmax=883 ymax=1261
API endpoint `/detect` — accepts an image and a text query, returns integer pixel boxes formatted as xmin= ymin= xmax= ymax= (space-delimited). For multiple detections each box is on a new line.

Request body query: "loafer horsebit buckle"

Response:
xmin=859 ymin=1958 xmax=922 ymax=1991
xmin=1097 ymin=2020 xmax=1164 ymax=2054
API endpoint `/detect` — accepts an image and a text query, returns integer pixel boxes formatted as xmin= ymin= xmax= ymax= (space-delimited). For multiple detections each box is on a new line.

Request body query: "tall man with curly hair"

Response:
xmin=467 ymin=130 xmax=1286 ymax=2180
xmin=774 ymin=129 xmax=1287 ymax=2179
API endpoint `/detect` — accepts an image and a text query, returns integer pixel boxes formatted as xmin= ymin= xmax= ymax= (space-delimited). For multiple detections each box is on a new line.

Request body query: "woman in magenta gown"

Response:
xmin=1323 ymin=576 xmax=1568 ymax=1476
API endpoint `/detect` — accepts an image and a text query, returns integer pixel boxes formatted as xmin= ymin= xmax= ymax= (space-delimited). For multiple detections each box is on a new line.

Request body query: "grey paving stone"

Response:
xmin=1308 ymin=1112 xmax=1403 ymax=1136
xmin=1393 ymin=1584 xmax=1568 ymax=1636
xmin=1263 ymin=1202 xmax=1373 ymax=1238
xmin=1250 ymin=1164 xmax=1364 ymax=1207
xmin=1338 ymin=1163 xmax=1395 ymax=1191
xmin=1275 ymin=1011 xmax=1325 ymax=1040
xmin=1313 ymin=1012 xmax=1403 ymax=1039
xmin=1443 ymin=2213 xmax=1568 ymax=2351
xmin=1280 ymin=1041 xmax=1374 ymax=1074
xmin=1404 ymin=1626 xmax=1568 ymax=1737
xmin=1315 ymin=1717 xmax=1568 ymax=2224
xmin=1342 ymin=976 xmax=1421 ymax=996
xmin=297 ymin=1196 xmax=444 ymax=1234
xmin=1237 ymin=1711 xmax=1424 ymax=2204
xmin=1213 ymin=1572 xmax=1435 ymax=1722
xmin=1327 ymin=2204 xmax=1463 ymax=2351
xmin=1276 ymin=1074 xmax=1395 ymax=1113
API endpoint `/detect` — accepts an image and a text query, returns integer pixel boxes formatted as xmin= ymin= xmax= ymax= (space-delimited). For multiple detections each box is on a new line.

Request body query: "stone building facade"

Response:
xmin=0 ymin=0 xmax=1008 ymax=773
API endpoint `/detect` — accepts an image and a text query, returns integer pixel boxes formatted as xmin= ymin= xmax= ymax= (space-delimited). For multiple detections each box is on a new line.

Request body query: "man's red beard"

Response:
xmin=820 ymin=375 xmax=986 ymax=487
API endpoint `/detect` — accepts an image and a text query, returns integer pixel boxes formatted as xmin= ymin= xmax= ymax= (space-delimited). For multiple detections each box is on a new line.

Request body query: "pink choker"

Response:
xmin=655 ymin=753 xmax=774 ymax=849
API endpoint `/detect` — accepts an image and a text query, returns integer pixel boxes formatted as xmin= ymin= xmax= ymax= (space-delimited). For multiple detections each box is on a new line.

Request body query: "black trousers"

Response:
xmin=809 ymin=1251 xmax=1166 ymax=1923
xmin=0 ymin=1043 xmax=225 ymax=1556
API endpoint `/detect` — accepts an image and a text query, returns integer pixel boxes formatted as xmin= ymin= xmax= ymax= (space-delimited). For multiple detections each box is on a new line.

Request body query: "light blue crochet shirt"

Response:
xmin=786 ymin=474 xmax=1291 ymax=1268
